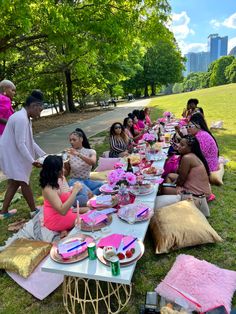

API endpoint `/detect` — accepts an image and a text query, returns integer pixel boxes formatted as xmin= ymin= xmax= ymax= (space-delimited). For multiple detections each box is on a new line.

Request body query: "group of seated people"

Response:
xmin=109 ymin=108 xmax=152 ymax=157
xmin=41 ymin=100 xmax=220 ymax=234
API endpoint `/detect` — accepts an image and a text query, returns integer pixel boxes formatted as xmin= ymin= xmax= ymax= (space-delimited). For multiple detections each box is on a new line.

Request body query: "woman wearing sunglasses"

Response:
xmin=187 ymin=113 xmax=219 ymax=172
xmin=109 ymin=122 xmax=130 ymax=157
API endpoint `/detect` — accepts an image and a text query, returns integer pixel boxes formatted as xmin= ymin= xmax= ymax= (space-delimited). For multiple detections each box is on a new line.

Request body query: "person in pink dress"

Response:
xmin=128 ymin=113 xmax=144 ymax=143
xmin=0 ymin=79 xmax=16 ymax=137
xmin=40 ymin=155 xmax=83 ymax=232
xmin=188 ymin=113 xmax=219 ymax=172
xmin=144 ymin=107 xmax=152 ymax=127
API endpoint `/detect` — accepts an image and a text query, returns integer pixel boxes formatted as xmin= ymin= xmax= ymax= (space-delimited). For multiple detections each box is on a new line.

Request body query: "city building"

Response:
xmin=208 ymin=34 xmax=228 ymax=63
xmin=184 ymin=51 xmax=210 ymax=76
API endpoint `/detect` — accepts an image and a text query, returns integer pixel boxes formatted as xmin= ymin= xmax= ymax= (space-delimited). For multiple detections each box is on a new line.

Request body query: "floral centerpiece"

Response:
xmin=107 ymin=169 xmax=137 ymax=205
xmin=107 ymin=169 xmax=136 ymax=188
xmin=143 ymin=133 xmax=156 ymax=146
xmin=163 ymin=111 xmax=172 ymax=122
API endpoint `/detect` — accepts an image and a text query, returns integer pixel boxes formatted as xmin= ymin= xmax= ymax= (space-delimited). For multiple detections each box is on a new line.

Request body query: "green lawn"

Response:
xmin=0 ymin=84 xmax=236 ymax=313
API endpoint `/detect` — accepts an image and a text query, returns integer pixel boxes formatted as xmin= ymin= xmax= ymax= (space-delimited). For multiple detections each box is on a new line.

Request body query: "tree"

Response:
xmin=225 ymin=58 xmax=236 ymax=83
xmin=209 ymin=56 xmax=235 ymax=87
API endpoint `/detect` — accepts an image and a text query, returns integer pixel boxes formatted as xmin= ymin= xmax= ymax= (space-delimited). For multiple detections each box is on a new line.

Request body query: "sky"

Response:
xmin=169 ymin=0 xmax=236 ymax=55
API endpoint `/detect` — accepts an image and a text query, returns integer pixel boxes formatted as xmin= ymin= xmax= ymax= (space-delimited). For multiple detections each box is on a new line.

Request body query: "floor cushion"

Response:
xmin=90 ymin=170 xmax=110 ymax=181
xmin=156 ymin=254 xmax=236 ymax=313
xmin=210 ymin=163 xmax=224 ymax=186
xmin=95 ymin=157 xmax=120 ymax=172
xmin=150 ymin=200 xmax=222 ymax=254
xmin=0 ymin=238 xmax=51 ymax=278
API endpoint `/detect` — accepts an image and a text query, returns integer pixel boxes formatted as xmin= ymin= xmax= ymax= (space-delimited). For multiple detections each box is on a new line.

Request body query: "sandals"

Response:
xmin=0 ymin=209 xmax=17 ymax=220
xmin=8 ymin=219 xmax=27 ymax=231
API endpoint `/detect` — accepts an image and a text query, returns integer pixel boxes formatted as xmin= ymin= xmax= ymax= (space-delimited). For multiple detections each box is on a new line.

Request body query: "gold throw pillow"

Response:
xmin=0 ymin=238 xmax=51 ymax=278
xmin=209 ymin=163 xmax=224 ymax=186
xmin=90 ymin=170 xmax=110 ymax=181
xmin=150 ymin=200 xmax=222 ymax=254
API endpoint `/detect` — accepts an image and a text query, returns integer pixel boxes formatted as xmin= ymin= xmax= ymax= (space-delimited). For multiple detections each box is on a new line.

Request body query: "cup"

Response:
xmin=164 ymin=133 xmax=171 ymax=143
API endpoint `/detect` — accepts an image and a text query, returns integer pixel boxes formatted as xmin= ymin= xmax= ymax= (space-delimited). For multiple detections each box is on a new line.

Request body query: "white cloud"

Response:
xmin=223 ymin=12 xmax=236 ymax=29
xmin=228 ymin=37 xmax=236 ymax=53
xmin=170 ymin=11 xmax=195 ymax=41
xmin=178 ymin=42 xmax=208 ymax=55
xmin=210 ymin=19 xmax=221 ymax=29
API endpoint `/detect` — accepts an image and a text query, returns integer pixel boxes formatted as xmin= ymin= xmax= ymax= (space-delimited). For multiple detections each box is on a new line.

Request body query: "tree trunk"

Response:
xmin=151 ymin=82 xmax=156 ymax=96
xmin=57 ymin=91 xmax=64 ymax=112
xmin=144 ymin=84 xmax=149 ymax=97
xmin=65 ymin=69 xmax=76 ymax=112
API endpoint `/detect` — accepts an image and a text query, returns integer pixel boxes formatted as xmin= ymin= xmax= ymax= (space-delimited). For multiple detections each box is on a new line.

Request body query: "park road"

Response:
xmin=34 ymin=98 xmax=151 ymax=154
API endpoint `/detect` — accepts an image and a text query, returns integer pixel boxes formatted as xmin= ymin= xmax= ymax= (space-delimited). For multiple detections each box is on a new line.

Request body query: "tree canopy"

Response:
xmin=0 ymin=0 xmax=185 ymax=111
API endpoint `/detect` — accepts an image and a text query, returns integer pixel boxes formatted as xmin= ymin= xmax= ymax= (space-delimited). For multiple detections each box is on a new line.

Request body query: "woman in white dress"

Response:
xmin=0 ymin=90 xmax=45 ymax=218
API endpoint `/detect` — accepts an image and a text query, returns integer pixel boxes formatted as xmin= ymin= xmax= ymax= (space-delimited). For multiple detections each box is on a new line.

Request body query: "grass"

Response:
xmin=0 ymin=84 xmax=236 ymax=313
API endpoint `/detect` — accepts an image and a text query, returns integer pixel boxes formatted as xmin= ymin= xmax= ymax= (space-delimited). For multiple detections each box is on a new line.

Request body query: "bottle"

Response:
xmin=126 ymin=158 xmax=133 ymax=173
xmin=157 ymin=127 xmax=162 ymax=142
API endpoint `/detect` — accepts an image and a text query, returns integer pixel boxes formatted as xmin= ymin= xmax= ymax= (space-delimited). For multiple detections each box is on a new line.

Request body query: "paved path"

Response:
xmin=34 ymin=99 xmax=151 ymax=153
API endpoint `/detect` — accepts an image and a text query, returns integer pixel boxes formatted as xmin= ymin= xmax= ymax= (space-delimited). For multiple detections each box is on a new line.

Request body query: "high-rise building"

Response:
xmin=208 ymin=34 xmax=228 ymax=63
xmin=184 ymin=52 xmax=210 ymax=76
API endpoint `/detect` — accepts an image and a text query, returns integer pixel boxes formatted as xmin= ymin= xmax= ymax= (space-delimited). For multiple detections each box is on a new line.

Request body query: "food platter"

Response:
xmin=50 ymin=234 xmax=94 ymax=264
xmin=128 ymin=184 xmax=154 ymax=196
xmin=97 ymin=240 xmax=144 ymax=267
xmin=117 ymin=204 xmax=153 ymax=223
xmin=80 ymin=215 xmax=113 ymax=232
xmin=87 ymin=195 xmax=118 ymax=209
xmin=99 ymin=184 xmax=119 ymax=194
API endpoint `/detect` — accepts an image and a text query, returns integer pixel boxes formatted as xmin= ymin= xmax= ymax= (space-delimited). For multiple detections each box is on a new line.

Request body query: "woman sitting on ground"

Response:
xmin=129 ymin=113 xmax=144 ymax=143
xmin=182 ymin=98 xmax=204 ymax=120
xmin=187 ymin=113 xmax=219 ymax=172
xmin=144 ymin=107 xmax=153 ymax=127
xmin=162 ymin=135 xmax=211 ymax=198
xmin=64 ymin=130 xmax=103 ymax=196
xmin=40 ymin=155 xmax=84 ymax=232
xmin=123 ymin=117 xmax=141 ymax=143
xmin=109 ymin=122 xmax=130 ymax=157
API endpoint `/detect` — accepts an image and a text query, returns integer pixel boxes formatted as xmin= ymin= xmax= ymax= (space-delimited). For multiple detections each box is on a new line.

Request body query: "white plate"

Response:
xmin=97 ymin=240 xmax=144 ymax=266
xmin=128 ymin=185 xmax=154 ymax=196
xmin=99 ymin=184 xmax=118 ymax=194
xmin=141 ymin=167 xmax=163 ymax=178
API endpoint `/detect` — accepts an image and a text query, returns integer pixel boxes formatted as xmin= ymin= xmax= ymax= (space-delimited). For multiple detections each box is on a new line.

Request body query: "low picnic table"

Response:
xmin=41 ymin=121 xmax=177 ymax=314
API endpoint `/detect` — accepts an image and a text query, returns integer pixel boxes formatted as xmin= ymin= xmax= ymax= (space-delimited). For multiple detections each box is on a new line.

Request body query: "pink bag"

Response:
xmin=163 ymin=155 xmax=180 ymax=177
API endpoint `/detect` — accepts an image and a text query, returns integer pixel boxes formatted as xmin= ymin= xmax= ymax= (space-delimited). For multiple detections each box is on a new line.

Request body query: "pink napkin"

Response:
xmin=98 ymin=234 xmax=123 ymax=249
xmin=58 ymin=237 xmax=93 ymax=259
xmin=97 ymin=234 xmax=136 ymax=250
xmin=136 ymin=206 xmax=149 ymax=217
xmin=81 ymin=211 xmax=108 ymax=225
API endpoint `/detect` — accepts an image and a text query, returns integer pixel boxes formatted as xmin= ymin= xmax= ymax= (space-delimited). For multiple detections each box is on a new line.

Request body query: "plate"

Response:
xmin=99 ymin=184 xmax=118 ymax=194
xmin=81 ymin=215 xmax=113 ymax=232
xmin=97 ymin=240 xmax=144 ymax=267
xmin=87 ymin=195 xmax=118 ymax=209
xmin=128 ymin=185 xmax=154 ymax=196
xmin=117 ymin=204 xmax=153 ymax=223
xmin=50 ymin=234 xmax=94 ymax=264
xmin=141 ymin=167 xmax=163 ymax=178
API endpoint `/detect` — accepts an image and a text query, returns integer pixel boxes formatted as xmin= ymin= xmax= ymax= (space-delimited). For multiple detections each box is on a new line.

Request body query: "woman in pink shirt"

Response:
xmin=0 ymin=80 xmax=16 ymax=136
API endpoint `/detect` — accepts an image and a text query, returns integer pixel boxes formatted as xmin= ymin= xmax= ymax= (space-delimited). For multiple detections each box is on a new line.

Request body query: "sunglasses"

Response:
xmin=186 ymin=124 xmax=197 ymax=129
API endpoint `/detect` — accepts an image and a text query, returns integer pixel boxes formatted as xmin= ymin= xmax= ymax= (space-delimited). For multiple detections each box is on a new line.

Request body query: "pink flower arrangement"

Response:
xmin=114 ymin=162 xmax=125 ymax=169
xmin=163 ymin=111 xmax=171 ymax=118
xmin=143 ymin=133 xmax=156 ymax=145
xmin=158 ymin=117 xmax=166 ymax=123
xmin=107 ymin=169 xmax=136 ymax=187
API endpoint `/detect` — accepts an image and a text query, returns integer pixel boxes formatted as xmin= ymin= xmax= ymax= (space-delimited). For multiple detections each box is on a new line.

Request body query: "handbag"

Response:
xmin=181 ymin=192 xmax=210 ymax=217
